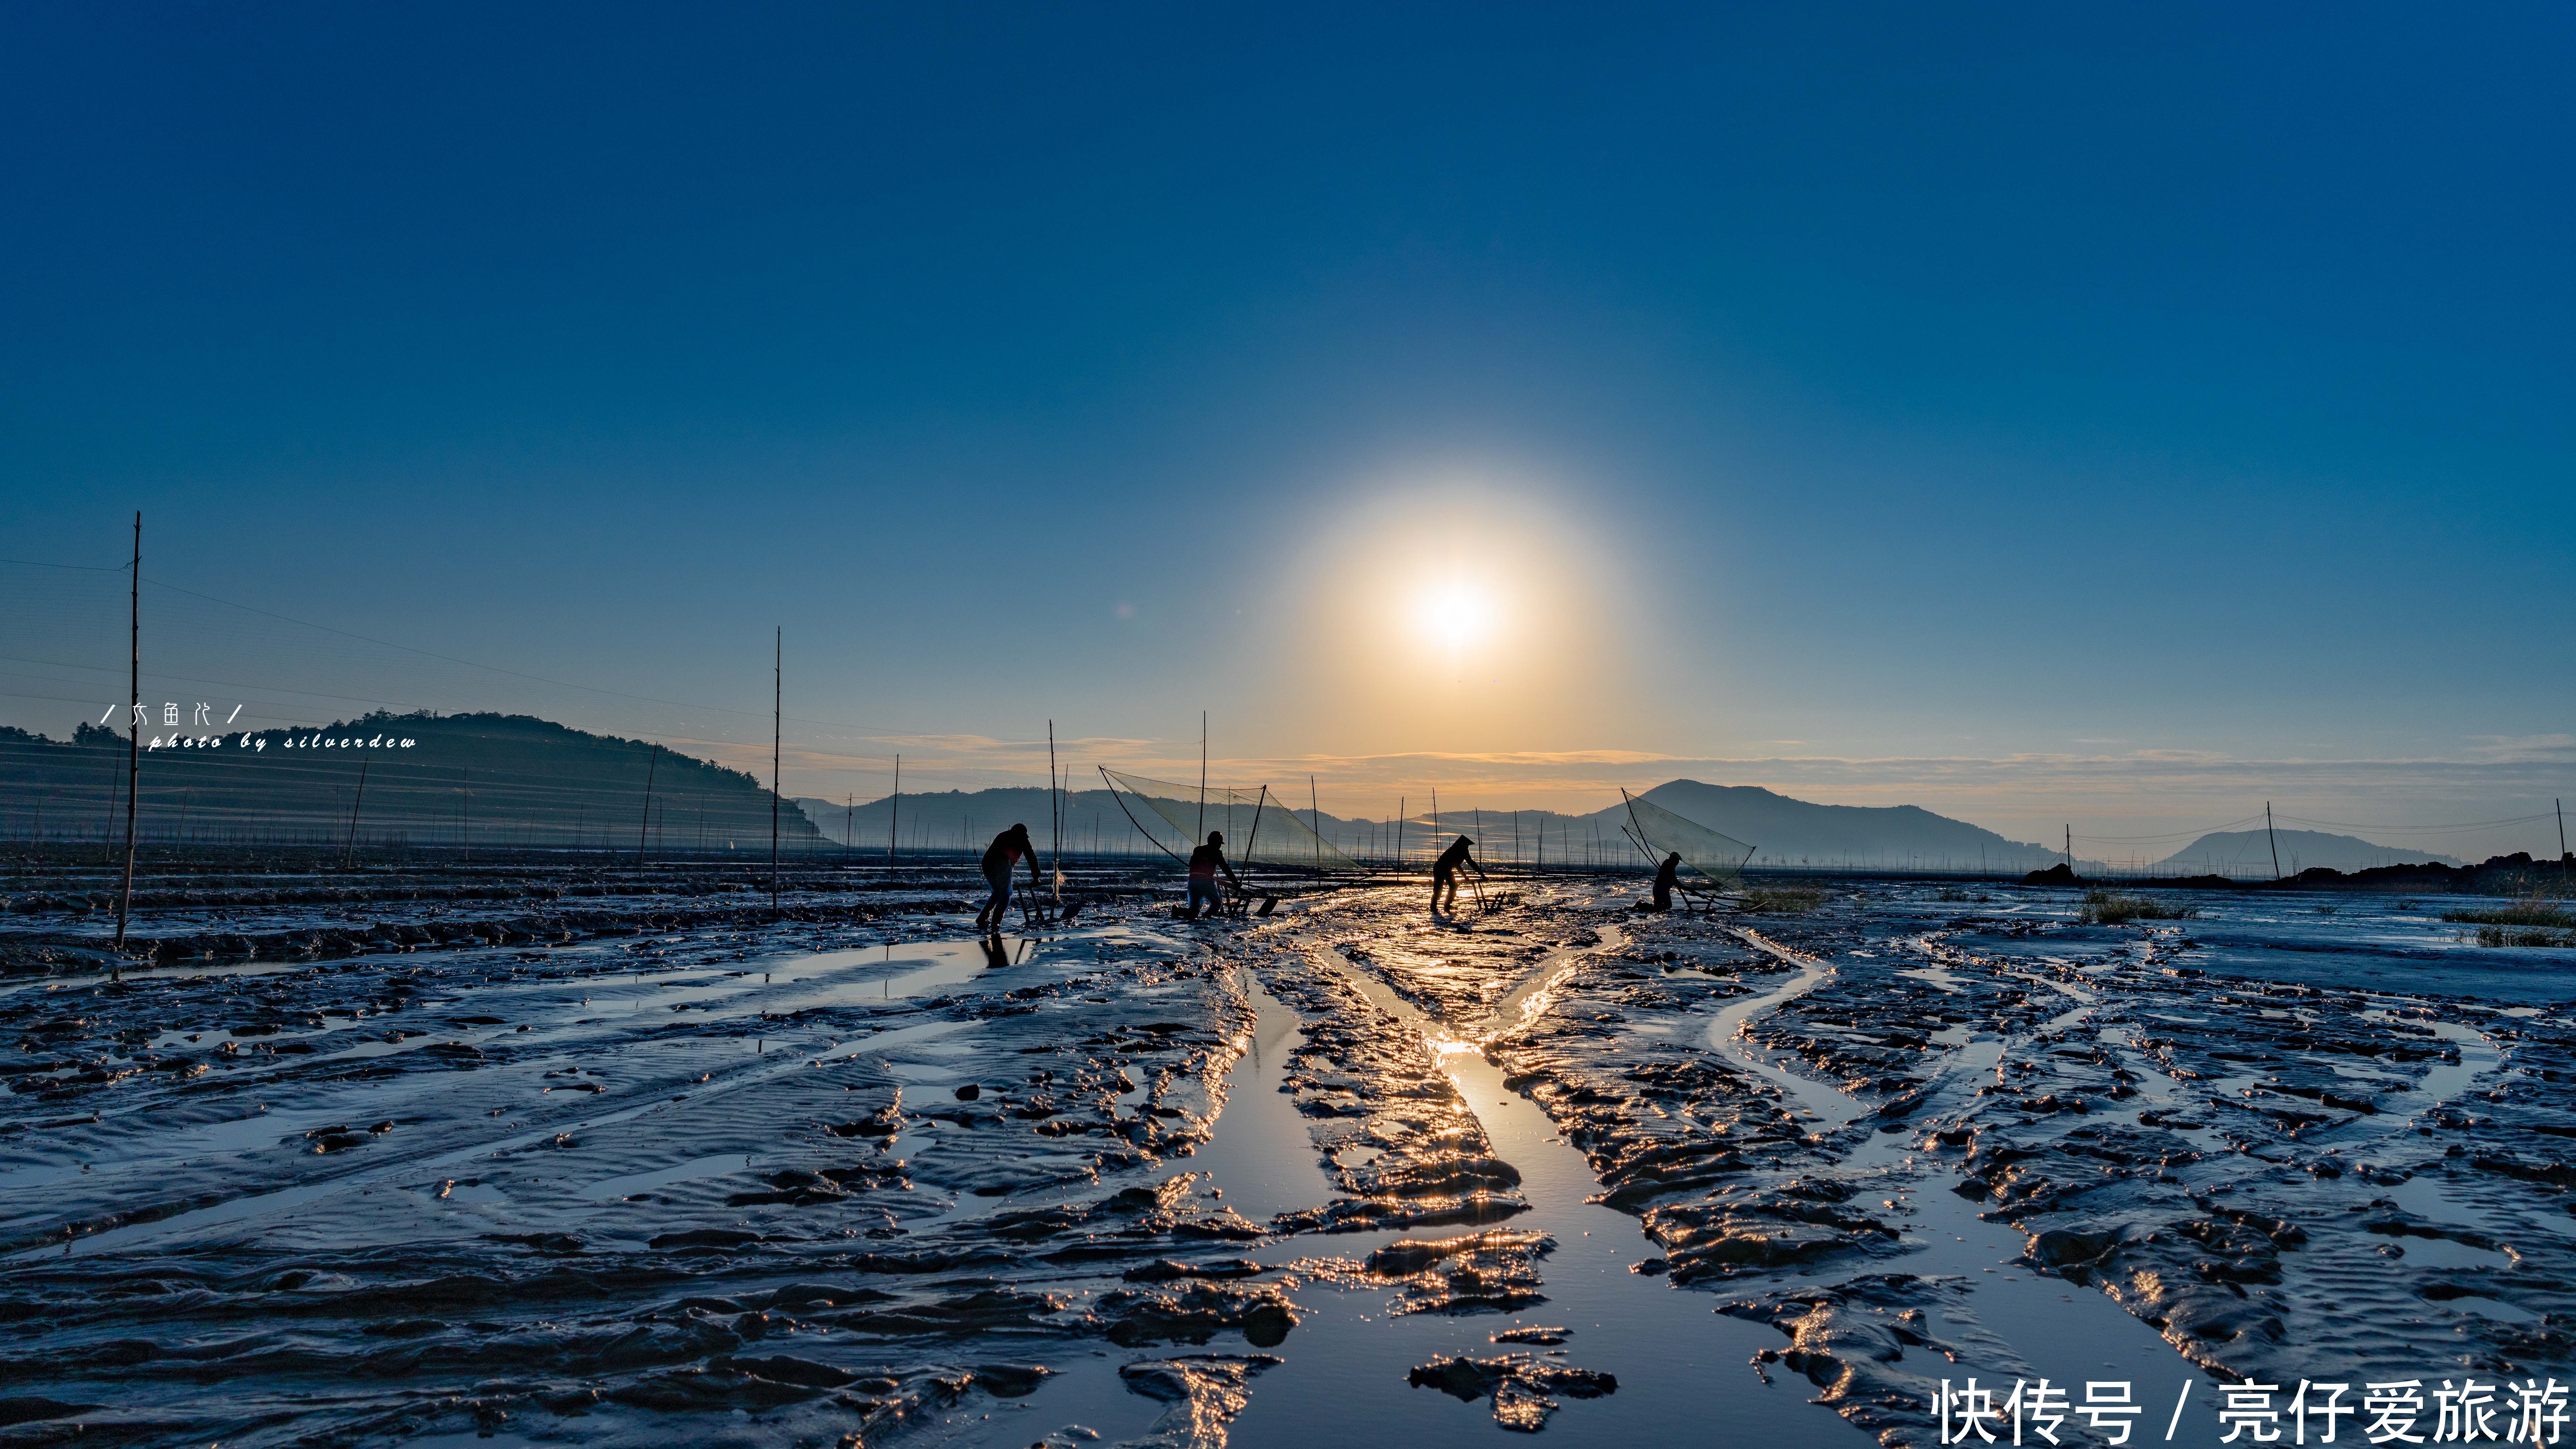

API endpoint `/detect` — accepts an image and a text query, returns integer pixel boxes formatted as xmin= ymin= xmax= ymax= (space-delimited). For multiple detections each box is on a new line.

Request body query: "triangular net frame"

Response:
xmin=1100 ymin=768 xmax=1358 ymax=871
xmin=1622 ymin=789 xmax=1755 ymax=891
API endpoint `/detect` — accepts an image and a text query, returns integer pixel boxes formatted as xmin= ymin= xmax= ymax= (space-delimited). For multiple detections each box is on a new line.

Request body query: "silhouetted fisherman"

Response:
xmin=976 ymin=823 xmax=1040 ymax=933
xmin=1186 ymin=830 xmax=1247 ymax=920
xmin=1432 ymin=834 xmax=1484 ymax=914
xmin=1641 ymin=850 xmax=1682 ymax=912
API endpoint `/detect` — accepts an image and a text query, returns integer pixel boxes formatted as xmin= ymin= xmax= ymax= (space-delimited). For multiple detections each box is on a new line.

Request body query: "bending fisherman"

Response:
xmin=976 ymin=823 xmax=1041 ymax=933
xmin=1640 ymin=850 xmax=1682 ymax=912
xmin=1432 ymin=833 xmax=1484 ymax=915
xmin=1187 ymin=830 xmax=1248 ymax=920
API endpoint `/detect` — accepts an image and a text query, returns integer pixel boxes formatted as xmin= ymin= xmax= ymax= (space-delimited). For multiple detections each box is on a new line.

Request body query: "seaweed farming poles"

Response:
xmin=637 ymin=743 xmax=662 ymax=867
xmin=769 ymin=627 xmax=780 ymax=914
xmin=113 ymin=511 xmax=140 ymax=953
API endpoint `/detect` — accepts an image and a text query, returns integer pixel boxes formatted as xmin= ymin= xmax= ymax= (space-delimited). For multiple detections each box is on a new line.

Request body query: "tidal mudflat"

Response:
xmin=4 ymin=866 xmax=2569 ymax=1447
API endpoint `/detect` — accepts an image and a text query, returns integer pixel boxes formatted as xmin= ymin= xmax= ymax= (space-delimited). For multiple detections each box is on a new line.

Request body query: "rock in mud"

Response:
xmin=1360 ymin=1228 xmax=1555 ymax=1314
xmin=1644 ymin=1178 xmax=1897 ymax=1281
xmin=1719 ymin=1278 xmax=1983 ymax=1445
xmin=646 ymin=1227 xmax=762 ymax=1252
xmin=1122 ymin=1258 xmax=1264 ymax=1282
xmin=0 ymin=1398 xmax=95 ymax=1428
xmin=1115 ymin=1354 xmax=1280 ymax=1449
xmin=1406 ymin=1352 xmax=1617 ymax=1432
xmin=1097 ymin=1280 xmax=1299 ymax=1348
xmin=829 ymin=1288 xmax=1066 ymax=1337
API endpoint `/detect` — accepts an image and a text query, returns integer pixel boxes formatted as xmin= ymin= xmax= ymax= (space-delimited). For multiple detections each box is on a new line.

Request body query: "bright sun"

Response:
xmin=1417 ymin=583 xmax=1499 ymax=651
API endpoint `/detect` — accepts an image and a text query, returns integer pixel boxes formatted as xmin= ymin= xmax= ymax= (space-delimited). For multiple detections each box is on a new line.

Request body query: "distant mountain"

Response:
xmin=795 ymin=777 xmax=2077 ymax=873
xmin=2154 ymin=829 xmax=2463 ymax=875
xmin=1596 ymin=781 xmax=2072 ymax=872
xmin=795 ymin=788 xmax=1148 ymax=857
xmin=0 ymin=712 xmax=814 ymax=851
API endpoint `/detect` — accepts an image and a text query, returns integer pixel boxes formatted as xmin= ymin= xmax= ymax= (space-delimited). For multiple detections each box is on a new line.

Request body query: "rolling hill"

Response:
xmin=2153 ymin=829 xmax=2462 ymax=876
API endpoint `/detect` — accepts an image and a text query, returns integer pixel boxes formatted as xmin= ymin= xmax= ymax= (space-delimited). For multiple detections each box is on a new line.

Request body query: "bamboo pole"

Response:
xmin=771 ymin=628 xmax=781 ymax=914
xmin=637 ymin=743 xmax=662 ymax=867
xmin=113 ymin=512 xmax=140 ymax=956
xmin=344 ymin=760 xmax=370 ymax=861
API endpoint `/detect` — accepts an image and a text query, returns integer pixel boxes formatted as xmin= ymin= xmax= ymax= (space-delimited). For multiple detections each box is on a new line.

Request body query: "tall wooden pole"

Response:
xmin=1196 ymin=711 xmax=1207 ymax=843
xmin=888 ymin=754 xmax=900 ymax=862
xmin=1310 ymin=775 xmax=1320 ymax=867
xmin=113 ymin=512 xmax=140 ymax=954
xmin=637 ymin=743 xmax=661 ymax=867
xmin=771 ymin=628 xmax=781 ymax=914
xmin=343 ymin=760 xmax=370 ymax=861
xmin=2265 ymin=802 xmax=2282 ymax=880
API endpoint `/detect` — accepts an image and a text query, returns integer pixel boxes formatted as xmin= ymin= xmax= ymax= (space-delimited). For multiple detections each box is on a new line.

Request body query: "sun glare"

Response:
xmin=1418 ymin=583 xmax=1499 ymax=652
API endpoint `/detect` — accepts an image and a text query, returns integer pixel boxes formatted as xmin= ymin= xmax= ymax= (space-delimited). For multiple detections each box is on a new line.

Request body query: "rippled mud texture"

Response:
xmin=0 ymin=882 xmax=1303 ymax=1447
xmin=1560 ymin=885 xmax=2576 ymax=1444
xmin=0 ymin=851 xmax=1165 ymax=976
xmin=5 ymin=867 xmax=2570 ymax=1448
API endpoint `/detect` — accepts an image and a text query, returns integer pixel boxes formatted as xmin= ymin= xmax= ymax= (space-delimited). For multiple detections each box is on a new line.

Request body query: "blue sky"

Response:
xmin=3 ymin=4 xmax=2570 ymax=858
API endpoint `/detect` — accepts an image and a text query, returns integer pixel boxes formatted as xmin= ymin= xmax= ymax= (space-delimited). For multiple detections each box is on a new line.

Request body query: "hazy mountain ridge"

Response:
xmin=794 ymin=776 xmax=2081 ymax=871
xmin=0 ymin=713 xmax=813 ymax=849
xmin=2155 ymin=828 xmax=2463 ymax=874
xmin=1621 ymin=780 xmax=2067 ymax=870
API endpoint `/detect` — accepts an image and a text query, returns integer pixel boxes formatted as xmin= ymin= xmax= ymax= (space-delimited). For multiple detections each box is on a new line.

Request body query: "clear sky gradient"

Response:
xmin=3 ymin=4 xmax=2570 ymax=860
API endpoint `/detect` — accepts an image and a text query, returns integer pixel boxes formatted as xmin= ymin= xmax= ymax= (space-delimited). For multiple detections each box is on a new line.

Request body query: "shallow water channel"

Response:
xmin=1202 ymin=926 xmax=1829 ymax=1446
xmin=1162 ymin=908 xmax=2246 ymax=1446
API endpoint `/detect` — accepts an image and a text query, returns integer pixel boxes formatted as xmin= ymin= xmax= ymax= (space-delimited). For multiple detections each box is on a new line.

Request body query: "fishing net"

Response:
xmin=1621 ymin=789 xmax=1754 ymax=890
xmin=1099 ymin=768 xmax=1357 ymax=871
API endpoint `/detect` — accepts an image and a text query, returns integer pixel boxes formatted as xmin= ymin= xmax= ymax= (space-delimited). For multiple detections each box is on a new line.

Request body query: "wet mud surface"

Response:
xmin=4 ymin=866 xmax=2570 ymax=1446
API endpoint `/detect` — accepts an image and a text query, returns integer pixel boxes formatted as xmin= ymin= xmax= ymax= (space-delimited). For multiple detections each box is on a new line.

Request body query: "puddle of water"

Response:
xmin=2382 ymin=1233 xmax=2510 ymax=1269
xmin=0 ymin=957 xmax=306 ymax=999
xmin=1707 ymin=929 xmax=1865 ymax=1129
xmin=2444 ymin=1294 xmax=2541 ymax=1324
xmin=1187 ymin=970 xmax=1336 ymax=1226
xmin=1003 ymin=1352 xmax=1172 ymax=1446
xmin=1225 ymin=922 xmax=1832 ymax=1448
xmin=2377 ymin=1175 xmax=2511 ymax=1236
xmin=760 ymin=937 xmax=1038 ymax=1005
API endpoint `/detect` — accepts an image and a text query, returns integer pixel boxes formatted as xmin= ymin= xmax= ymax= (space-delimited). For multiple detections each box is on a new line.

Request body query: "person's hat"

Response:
xmin=1207 ymin=830 xmax=1225 ymax=845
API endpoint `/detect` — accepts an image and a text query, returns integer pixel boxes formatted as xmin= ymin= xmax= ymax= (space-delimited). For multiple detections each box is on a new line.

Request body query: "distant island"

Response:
xmin=2155 ymin=828 xmax=2463 ymax=875
xmin=0 ymin=713 xmax=813 ymax=851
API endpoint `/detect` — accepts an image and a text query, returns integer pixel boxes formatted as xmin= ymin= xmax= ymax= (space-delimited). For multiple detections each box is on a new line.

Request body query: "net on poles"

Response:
xmin=1622 ymin=788 xmax=1754 ymax=890
xmin=1100 ymin=768 xmax=1358 ymax=871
